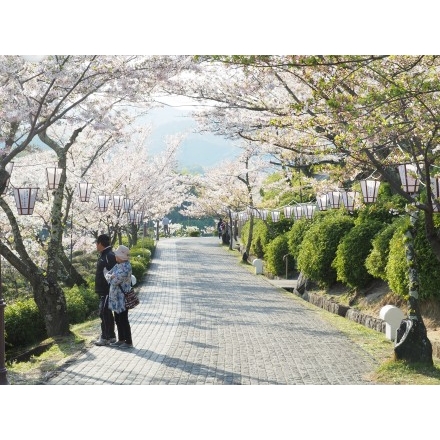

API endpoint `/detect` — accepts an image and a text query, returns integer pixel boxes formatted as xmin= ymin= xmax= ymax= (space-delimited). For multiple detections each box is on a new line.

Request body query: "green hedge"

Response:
xmin=332 ymin=220 xmax=384 ymax=289
xmin=5 ymin=299 xmax=47 ymax=349
xmin=365 ymin=219 xmax=403 ymax=280
xmin=297 ymin=212 xmax=355 ymax=287
xmin=264 ymin=233 xmax=290 ymax=276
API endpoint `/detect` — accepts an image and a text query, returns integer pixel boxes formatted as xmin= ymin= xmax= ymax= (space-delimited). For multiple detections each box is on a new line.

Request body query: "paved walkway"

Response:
xmin=46 ymin=236 xmax=379 ymax=385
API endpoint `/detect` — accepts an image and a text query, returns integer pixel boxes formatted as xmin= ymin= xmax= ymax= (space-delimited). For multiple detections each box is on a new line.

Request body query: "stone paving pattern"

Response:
xmin=46 ymin=236 xmax=379 ymax=385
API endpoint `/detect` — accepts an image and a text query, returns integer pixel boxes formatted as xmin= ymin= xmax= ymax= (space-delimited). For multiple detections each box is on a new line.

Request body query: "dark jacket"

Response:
xmin=95 ymin=246 xmax=117 ymax=296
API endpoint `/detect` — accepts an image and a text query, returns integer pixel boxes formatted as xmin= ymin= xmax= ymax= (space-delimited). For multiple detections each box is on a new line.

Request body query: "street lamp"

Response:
xmin=1 ymin=184 xmax=40 ymax=384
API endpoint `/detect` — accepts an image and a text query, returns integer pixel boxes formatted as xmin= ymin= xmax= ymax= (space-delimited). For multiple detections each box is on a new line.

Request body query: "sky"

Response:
xmin=145 ymin=103 xmax=242 ymax=172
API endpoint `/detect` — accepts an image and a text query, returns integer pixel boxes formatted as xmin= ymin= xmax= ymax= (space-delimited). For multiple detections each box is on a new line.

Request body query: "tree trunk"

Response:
xmin=31 ymin=274 xmax=70 ymax=337
xmin=59 ymin=251 xmax=88 ymax=287
xmin=394 ymin=209 xmax=433 ymax=365
xmin=245 ymin=213 xmax=254 ymax=260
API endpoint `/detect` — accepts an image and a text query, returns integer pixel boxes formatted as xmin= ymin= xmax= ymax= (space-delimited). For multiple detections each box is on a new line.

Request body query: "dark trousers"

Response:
xmin=99 ymin=295 xmax=116 ymax=340
xmin=114 ymin=310 xmax=132 ymax=344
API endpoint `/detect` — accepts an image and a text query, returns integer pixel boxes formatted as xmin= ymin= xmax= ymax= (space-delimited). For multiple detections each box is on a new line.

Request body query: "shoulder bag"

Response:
xmin=119 ymin=285 xmax=140 ymax=310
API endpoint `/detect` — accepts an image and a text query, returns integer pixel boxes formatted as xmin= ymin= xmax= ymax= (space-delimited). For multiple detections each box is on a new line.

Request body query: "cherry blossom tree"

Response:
xmin=0 ymin=55 xmax=191 ymax=337
xmin=183 ymin=141 xmax=269 ymax=252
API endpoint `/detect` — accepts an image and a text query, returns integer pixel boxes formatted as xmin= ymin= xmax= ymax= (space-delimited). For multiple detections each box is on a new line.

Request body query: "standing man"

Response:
xmin=94 ymin=234 xmax=117 ymax=346
xmin=162 ymin=215 xmax=170 ymax=237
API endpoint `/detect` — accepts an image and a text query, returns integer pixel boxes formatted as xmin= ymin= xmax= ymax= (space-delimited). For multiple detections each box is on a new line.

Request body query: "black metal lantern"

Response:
xmin=78 ymin=181 xmax=92 ymax=202
xmin=360 ymin=180 xmax=381 ymax=204
xmin=46 ymin=167 xmax=62 ymax=190
xmin=13 ymin=187 xmax=39 ymax=215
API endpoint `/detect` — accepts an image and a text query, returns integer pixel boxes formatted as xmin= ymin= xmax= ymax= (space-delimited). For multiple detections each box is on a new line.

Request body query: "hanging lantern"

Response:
xmin=340 ymin=190 xmax=358 ymax=212
xmin=327 ymin=191 xmax=341 ymax=209
xmin=271 ymin=211 xmax=280 ymax=222
xmin=293 ymin=205 xmax=303 ymax=220
xmin=46 ymin=167 xmax=62 ymax=190
xmin=399 ymin=164 xmax=420 ymax=194
xmin=284 ymin=206 xmax=294 ymax=219
xmin=128 ymin=210 xmax=137 ymax=223
xmin=112 ymin=195 xmax=124 ymax=211
xmin=13 ymin=187 xmax=39 ymax=215
xmin=97 ymin=195 xmax=110 ymax=212
xmin=78 ymin=181 xmax=92 ymax=202
xmin=136 ymin=211 xmax=144 ymax=226
xmin=123 ymin=198 xmax=133 ymax=213
xmin=260 ymin=209 xmax=268 ymax=220
xmin=2 ymin=162 xmax=14 ymax=195
xmin=303 ymin=204 xmax=316 ymax=219
xmin=316 ymin=194 xmax=328 ymax=211
xmin=431 ymin=178 xmax=440 ymax=213
xmin=360 ymin=180 xmax=381 ymax=203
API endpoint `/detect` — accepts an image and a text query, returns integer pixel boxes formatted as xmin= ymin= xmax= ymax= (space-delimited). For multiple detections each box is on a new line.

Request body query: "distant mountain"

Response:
xmin=145 ymin=105 xmax=241 ymax=170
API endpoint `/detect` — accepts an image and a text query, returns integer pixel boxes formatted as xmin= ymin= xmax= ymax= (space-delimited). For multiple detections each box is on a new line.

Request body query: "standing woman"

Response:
xmin=105 ymin=245 xmax=134 ymax=349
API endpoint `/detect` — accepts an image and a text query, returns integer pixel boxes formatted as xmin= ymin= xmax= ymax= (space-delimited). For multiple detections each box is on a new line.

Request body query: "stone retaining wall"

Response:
xmin=300 ymin=287 xmax=440 ymax=357
xmin=302 ymin=291 xmax=386 ymax=333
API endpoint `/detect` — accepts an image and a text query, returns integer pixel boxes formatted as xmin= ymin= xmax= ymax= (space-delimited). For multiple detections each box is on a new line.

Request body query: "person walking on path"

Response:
xmin=94 ymin=234 xmax=117 ymax=346
xmin=105 ymin=245 xmax=134 ymax=349
xmin=162 ymin=216 xmax=170 ymax=237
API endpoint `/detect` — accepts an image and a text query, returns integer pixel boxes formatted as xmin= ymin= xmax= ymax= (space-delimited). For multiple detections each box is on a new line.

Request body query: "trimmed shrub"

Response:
xmin=65 ymin=286 xmax=88 ymax=324
xmin=297 ymin=212 xmax=355 ymax=287
xmin=287 ymin=218 xmax=313 ymax=264
xmin=5 ymin=299 xmax=46 ymax=349
xmin=386 ymin=215 xmax=440 ymax=301
xmin=365 ymin=218 xmax=404 ymax=280
xmin=251 ymin=219 xmax=270 ymax=257
xmin=332 ymin=220 xmax=384 ymax=289
xmin=264 ymin=233 xmax=290 ymax=277
xmin=65 ymin=284 xmax=97 ymax=324
xmin=130 ymin=259 xmax=147 ymax=282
